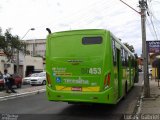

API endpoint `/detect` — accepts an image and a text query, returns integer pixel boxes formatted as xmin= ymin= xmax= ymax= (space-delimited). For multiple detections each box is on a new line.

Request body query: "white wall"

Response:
xmin=23 ymin=55 xmax=44 ymax=77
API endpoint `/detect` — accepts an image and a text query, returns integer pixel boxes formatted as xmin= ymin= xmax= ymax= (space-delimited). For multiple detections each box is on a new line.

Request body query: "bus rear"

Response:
xmin=46 ymin=29 xmax=114 ymax=104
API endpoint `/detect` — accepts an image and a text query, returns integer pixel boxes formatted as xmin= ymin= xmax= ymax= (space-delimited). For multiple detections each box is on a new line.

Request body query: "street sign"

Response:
xmin=146 ymin=41 xmax=160 ymax=53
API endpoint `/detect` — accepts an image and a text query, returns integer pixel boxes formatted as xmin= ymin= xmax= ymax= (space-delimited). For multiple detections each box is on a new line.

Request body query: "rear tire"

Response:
xmin=125 ymin=82 xmax=128 ymax=94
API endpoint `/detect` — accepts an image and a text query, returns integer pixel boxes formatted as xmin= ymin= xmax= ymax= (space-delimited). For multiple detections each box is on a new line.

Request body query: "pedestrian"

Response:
xmin=0 ymin=71 xmax=3 ymax=78
xmin=0 ymin=71 xmax=3 ymax=89
xmin=3 ymin=69 xmax=16 ymax=93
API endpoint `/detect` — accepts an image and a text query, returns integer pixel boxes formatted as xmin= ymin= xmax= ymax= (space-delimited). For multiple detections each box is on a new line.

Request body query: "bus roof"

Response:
xmin=47 ymin=29 xmax=135 ymax=58
xmin=48 ymin=29 xmax=108 ymax=37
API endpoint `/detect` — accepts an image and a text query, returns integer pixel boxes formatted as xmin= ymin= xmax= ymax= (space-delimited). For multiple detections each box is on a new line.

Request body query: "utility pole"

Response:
xmin=16 ymin=50 xmax=19 ymax=74
xmin=139 ymin=0 xmax=150 ymax=97
xmin=120 ymin=0 xmax=150 ymax=97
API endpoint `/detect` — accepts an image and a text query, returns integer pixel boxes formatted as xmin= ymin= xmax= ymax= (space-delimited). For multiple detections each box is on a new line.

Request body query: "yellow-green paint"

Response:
xmin=46 ymin=29 xmax=136 ymax=104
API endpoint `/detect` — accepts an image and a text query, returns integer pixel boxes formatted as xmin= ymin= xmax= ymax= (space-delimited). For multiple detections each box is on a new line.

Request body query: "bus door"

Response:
xmin=113 ymin=41 xmax=121 ymax=99
xmin=116 ymin=49 xmax=121 ymax=98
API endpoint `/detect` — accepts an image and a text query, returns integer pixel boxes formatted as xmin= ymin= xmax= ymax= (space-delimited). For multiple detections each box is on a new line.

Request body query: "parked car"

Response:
xmin=22 ymin=73 xmax=39 ymax=84
xmin=30 ymin=72 xmax=46 ymax=86
xmin=148 ymin=68 xmax=152 ymax=79
xmin=148 ymin=68 xmax=152 ymax=74
xmin=0 ymin=76 xmax=4 ymax=90
xmin=11 ymin=74 xmax=22 ymax=88
xmin=0 ymin=74 xmax=22 ymax=89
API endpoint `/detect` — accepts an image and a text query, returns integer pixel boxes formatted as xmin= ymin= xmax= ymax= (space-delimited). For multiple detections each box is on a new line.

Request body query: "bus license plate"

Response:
xmin=72 ymin=87 xmax=82 ymax=91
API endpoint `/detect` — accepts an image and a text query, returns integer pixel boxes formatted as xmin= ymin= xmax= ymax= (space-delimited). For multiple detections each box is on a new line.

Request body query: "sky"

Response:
xmin=0 ymin=0 xmax=160 ymax=56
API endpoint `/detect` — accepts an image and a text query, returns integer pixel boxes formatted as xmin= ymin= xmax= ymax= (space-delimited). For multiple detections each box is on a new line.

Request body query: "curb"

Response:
xmin=132 ymin=86 xmax=144 ymax=116
xmin=0 ymin=89 xmax=46 ymax=101
xmin=132 ymin=77 xmax=144 ymax=118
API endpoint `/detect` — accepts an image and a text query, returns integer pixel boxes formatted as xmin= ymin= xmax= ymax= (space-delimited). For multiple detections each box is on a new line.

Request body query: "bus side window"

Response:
xmin=121 ymin=48 xmax=123 ymax=65
xmin=125 ymin=51 xmax=129 ymax=67
xmin=121 ymin=48 xmax=125 ymax=66
xmin=131 ymin=57 xmax=135 ymax=67
xmin=112 ymin=38 xmax=116 ymax=66
xmin=128 ymin=56 xmax=131 ymax=66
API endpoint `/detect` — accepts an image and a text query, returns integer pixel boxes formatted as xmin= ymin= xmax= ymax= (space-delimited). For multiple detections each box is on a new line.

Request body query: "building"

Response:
xmin=137 ymin=57 xmax=143 ymax=70
xmin=0 ymin=39 xmax=46 ymax=77
xmin=23 ymin=55 xmax=44 ymax=77
xmin=0 ymin=50 xmax=14 ymax=74
xmin=25 ymin=39 xmax=46 ymax=57
xmin=19 ymin=39 xmax=46 ymax=77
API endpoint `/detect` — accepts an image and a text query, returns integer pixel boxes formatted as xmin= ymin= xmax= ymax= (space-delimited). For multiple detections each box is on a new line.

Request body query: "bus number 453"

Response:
xmin=81 ymin=68 xmax=101 ymax=75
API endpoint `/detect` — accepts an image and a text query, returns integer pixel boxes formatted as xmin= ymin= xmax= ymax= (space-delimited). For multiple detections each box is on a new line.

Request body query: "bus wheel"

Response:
xmin=125 ymin=82 xmax=128 ymax=94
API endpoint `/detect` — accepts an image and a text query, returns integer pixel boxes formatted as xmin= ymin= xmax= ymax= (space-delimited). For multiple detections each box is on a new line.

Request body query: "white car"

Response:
xmin=22 ymin=73 xmax=39 ymax=84
xmin=148 ymin=68 xmax=152 ymax=74
xmin=148 ymin=68 xmax=152 ymax=79
xmin=30 ymin=72 xmax=46 ymax=85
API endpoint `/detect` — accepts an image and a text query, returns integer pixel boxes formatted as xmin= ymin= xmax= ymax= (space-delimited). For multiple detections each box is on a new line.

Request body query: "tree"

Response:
xmin=0 ymin=28 xmax=29 ymax=62
xmin=124 ymin=42 xmax=135 ymax=53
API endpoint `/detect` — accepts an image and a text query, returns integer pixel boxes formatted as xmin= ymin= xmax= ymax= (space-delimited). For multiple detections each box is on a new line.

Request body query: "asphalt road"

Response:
xmin=0 ymin=74 xmax=143 ymax=120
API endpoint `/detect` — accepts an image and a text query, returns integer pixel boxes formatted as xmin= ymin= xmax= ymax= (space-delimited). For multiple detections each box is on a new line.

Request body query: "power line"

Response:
xmin=146 ymin=0 xmax=160 ymax=40
xmin=148 ymin=0 xmax=160 ymax=27
xmin=146 ymin=17 xmax=157 ymax=40
xmin=147 ymin=15 xmax=159 ymax=40
xmin=147 ymin=0 xmax=160 ymax=25
xmin=151 ymin=0 xmax=160 ymax=4
xmin=36 ymin=0 xmax=110 ymax=30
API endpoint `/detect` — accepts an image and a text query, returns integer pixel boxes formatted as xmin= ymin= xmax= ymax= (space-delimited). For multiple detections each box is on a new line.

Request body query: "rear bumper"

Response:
xmin=46 ymin=85 xmax=116 ymax=104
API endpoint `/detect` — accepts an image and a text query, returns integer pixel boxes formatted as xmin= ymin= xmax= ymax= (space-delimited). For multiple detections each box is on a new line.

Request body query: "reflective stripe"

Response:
xmin=55 ymin=85 xmax=100 ymax=92
xmin=82 ymin=86 xmax=100 ymax=92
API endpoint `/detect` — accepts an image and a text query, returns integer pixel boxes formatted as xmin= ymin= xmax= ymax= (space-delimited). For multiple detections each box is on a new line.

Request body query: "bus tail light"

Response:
xmin=46 ymin=73 xmax=51 ymax=86
xmin=104 ymin=73 xmax=111 ymax=87
xmin=107 ymin=73 xmax=111 ymax=86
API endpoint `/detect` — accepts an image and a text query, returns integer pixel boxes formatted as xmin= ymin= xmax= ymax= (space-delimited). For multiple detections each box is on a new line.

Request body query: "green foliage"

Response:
xmin=0 ymin=27 xmax=29 ymax=62
xmin=124 ymin=42 xmax=135 ymax=53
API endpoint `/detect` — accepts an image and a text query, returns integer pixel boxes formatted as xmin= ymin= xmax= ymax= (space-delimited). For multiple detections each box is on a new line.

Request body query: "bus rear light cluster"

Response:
xmin=46 ymin=73 xmax=52 ymax=86
xmin=104 ymin=73 xmax=111 ymax=87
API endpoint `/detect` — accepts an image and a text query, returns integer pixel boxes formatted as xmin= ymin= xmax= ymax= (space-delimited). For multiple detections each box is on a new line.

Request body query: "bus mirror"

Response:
xmin=46 ymin=28 xmax=51 ymax=34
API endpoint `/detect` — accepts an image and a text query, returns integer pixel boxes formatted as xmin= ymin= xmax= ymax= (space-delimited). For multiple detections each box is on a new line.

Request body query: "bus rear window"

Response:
xmin=82 ymin=37 xmax=102 ymax=45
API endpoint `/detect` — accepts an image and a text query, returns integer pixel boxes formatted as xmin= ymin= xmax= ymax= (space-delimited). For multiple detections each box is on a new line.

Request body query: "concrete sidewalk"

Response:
xmin=140 ymin=79 xmax=160 ymax=114
xmin=0 ymin=85 xmax=46 ymax=101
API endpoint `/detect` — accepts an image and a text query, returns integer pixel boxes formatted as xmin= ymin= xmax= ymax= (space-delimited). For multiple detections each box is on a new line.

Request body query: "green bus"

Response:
xmin=46 ymin=29 xmax=136 ymax=104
